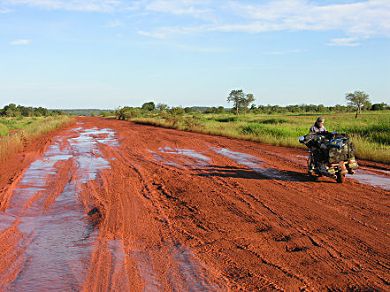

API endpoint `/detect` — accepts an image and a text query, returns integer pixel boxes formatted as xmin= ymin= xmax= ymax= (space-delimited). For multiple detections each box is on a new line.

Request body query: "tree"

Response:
xmin=243 ymin=93 xmax=255 ymax=113
xmin=184 ymin=107 xmax=194 ymax=113
xmin=34 ymin=107 xmax=49 ymax=117
xmin=371 ymin=103 xmax=388 ymax=111
xmin=345 ymin=91 xmax=371 ymax=118
xmin=227 ymin=90 xmax=255 ymax=115
xmin=169 ymin=106 xmax=185 ymax=116
xmin=216 ymin=106 xmax=225 ymax=114
xmin=115 ymin=106 xmax=141 ymax=120
xmin=3 ymin=103 xmax=21 ymax=117
xmin=141 ymin=101 xmax=156 ymax=112
xmin=156 ymin=103 xmax=168 ymax=112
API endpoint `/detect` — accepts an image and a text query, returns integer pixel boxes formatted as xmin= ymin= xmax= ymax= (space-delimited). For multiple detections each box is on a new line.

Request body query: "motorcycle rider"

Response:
xmin=309 ymin=117 xmax=327 ymax=133
xmin=308 ymin=117 xmax=328 ymax=174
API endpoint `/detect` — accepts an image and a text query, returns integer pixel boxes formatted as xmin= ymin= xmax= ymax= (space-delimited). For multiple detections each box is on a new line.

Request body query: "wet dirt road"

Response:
xmin=0 ymin=117 xmax=389 ymax=291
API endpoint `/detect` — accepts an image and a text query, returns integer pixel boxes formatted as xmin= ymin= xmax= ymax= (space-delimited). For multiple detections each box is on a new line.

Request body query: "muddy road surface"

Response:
xmin=0 ymin=117 xmax=389 ymax=291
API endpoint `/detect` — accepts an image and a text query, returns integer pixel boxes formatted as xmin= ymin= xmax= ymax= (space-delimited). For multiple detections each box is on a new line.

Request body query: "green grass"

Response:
xmin=133 ymin=111 xmax=390 ymax=164
xmin=0 ymin=124 xmax=8 ymax=136
xmin=0 ymin=116 xmax=74 ymax=161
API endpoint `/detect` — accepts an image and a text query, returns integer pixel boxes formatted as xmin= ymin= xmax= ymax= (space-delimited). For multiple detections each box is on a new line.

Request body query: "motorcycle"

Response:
xmin=299 ymin=132 xmax=359 ymax=183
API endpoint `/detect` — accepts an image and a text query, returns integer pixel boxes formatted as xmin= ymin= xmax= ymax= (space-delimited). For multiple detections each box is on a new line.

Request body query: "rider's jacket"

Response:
xmin=309 ymin=124 xmax=327 ymax=134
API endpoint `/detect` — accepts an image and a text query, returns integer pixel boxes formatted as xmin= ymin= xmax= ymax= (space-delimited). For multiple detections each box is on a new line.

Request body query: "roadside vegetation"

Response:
xmin=113 ymin=90 xmax=390 ymax=164
xmin=133 ymin=112 xmax=390 ymax=163
xmin=0 ymin=104 xmax=73 ymax=161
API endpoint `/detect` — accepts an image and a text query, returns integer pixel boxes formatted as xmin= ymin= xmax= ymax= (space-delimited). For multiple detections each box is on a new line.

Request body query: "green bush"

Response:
xmin=0 ymin=124 xmax=9 ymax=136
xmin=215 ymin=116 xmax=238 ymax=123
xmin=258 ymin=118 xmax=288 ymax=124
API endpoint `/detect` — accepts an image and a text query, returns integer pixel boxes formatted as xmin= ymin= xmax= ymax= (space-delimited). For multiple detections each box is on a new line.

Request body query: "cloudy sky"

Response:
xmin=0 ymin=0 xmax=389 ymax=108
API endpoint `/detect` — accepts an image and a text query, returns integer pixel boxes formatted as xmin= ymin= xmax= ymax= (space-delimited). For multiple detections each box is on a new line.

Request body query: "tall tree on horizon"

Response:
xmin=227 ymin=89 xmax=255 ymax=115
xmin=345 ymin=91 xmax=371 ymax=118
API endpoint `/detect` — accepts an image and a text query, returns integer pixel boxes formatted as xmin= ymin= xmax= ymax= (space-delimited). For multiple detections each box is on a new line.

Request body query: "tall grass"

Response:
xmin=0 ymin=116 xmax=74 ymax=161
xmin=133 ymin=111 xmax=390 ymax=163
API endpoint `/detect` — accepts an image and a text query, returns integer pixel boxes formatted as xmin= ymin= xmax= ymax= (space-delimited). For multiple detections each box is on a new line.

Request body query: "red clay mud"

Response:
xmin=0 ymin=117 xmax=389 ymax=290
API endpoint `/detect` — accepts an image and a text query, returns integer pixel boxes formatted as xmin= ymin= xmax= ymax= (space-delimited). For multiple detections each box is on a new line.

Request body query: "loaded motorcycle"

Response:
xmin=299 ymin=132 xmax=358 ymax=183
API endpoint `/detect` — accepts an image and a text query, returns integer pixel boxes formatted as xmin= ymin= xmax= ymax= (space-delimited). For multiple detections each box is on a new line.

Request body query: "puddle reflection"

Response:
xmin=212 ymin=147 xmax=296 ymax=180
xmin=1 ymin=126 xmax=119 ymax=290
xmin=349 ymin=170 xmax=390 ymax=191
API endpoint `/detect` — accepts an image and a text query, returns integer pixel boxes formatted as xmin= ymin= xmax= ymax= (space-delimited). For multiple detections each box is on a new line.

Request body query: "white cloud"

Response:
xmin=145 ymin=0 xmax=214 ymax=19
xmin=2 ymin=0 xmax=390 ymax=45
xmin=10 ymin=39 xmax=31 ymax=45
xmin=228 ymin=0 xmax=390 ymax=38
xmin=138 ymin=0 xmax=390 ymax=44
xmin=138 ymin=25 xmax=210 ymax=39
xmin=327 ymin=37 xmax=360 ymax=47
xmin=3 ymin=0 xmax=132 ymax=12
xmin=2 ymin=0 xmax=216 ymax=16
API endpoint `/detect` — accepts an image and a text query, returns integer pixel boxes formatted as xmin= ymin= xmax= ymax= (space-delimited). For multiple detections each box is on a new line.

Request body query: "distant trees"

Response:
xmin=345 ymin=91 xmax=371 ymax=118
xmin=227 ymin=90 xmax=255 ymax=115
xmin=141 ymin=102 xmax=156 ymax=112
xmin=156 ymin=103 xmax=168 ymax=112
xmin=113 ymin=90 xmax=388 ymax=122
xmin=1 ymin=103 xmax=20 ymax=117
xmin=204 ymin=106 xmax=226 ymax=114
xmin=115 ymin=107 xmax=141 ymax=120
xmin=169 ymin=107 xmax=185 ymax=116
xmin=371 ymin=102 xmax=388 ymax=111
xmin=0 ymin=104 xmax=60 ymax=117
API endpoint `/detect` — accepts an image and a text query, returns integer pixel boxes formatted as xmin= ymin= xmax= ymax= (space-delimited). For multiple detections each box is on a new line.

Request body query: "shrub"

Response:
xmin=215 ymin=116 xmax=238 ymax=123
xmin=259 ymin=118 xmax=288 ymax=124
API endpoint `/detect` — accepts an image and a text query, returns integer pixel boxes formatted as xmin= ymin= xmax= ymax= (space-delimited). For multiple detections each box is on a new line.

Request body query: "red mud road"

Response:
xmin=0 ymin=117 xmax=389 ymax=291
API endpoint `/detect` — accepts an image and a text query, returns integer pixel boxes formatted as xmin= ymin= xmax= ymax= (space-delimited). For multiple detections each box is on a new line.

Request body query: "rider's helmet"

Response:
xmin=316 ymin=116 xmax=325 ymax=128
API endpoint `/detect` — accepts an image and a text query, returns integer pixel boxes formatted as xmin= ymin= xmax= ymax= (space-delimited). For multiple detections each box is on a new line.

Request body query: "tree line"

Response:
xmin=0 ymin=104 xmax=63 ymax=117
xmin=115 ymin=89 xmax=388 ymax=120
xmin=226 ymin=89 xmax=387 ymax=117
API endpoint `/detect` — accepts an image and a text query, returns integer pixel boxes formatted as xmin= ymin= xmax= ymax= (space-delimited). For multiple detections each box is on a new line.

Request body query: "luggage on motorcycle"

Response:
xmin=326 ymin=134 xmax=357 ymax=171
xmin=299 ymin=132 xmax=358 ymax=182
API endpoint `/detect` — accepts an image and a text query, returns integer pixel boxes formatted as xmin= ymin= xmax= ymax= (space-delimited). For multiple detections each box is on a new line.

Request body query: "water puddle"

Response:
xmin=296 ymin=155 xmax=390 ymax=190
xmin=159 ymin=147 xmax=210 ymax=165
xmin=148 ymin=150 xmax=182 ymax=168
xmin=68 ymin=127 xmax=118 ymax=183
xmin=349 ymin=170 xmax=390 ymax=191
xmin=170 ymin=245 xmax=219 ymax=291
xmin=0 ymin=213 xmax=15 ymax=233
xmin=107 ymin=239 xmax=130 ymax=290
xmin=10 ymin=182 xmax=98 ymax=291
xmin=212 ymin=147 xmax=295 ymax=180
xmin=0 ymin=126 xmax=120 ymax=290
xmin=149 ymin=147 xmax=210 ymax=168
xmin=130 ymin=250 xmax=162 ymax=291
xmin=130 ymin=245 xmax=219 ymax=291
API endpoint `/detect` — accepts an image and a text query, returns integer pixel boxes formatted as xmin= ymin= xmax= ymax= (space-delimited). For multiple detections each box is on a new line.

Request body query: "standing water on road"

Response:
xmin=0 ymin=127 xmax=119 ymax=291
xmin=348 ymin=169 xmax=390 ymax=191
xmin=212 ymin=147 xmax=294 ymax=180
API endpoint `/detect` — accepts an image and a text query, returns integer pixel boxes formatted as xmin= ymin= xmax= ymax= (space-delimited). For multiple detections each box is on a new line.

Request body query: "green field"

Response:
xmin=133 ymin=111 xmax=390 ymax=164
xmin=0 ymin=116 xmax=73 ymax=161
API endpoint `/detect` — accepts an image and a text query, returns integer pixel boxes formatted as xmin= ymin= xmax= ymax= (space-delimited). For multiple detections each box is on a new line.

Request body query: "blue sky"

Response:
xmin=0 ymin=0 xmax=389 ymax=109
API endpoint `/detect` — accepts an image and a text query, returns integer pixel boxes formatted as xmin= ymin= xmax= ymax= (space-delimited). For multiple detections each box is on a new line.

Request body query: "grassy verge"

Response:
xmin=132 ymin=111 xmax=390 ymax=164
xmin=0 ymin=116 xmax=74 ymax=161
